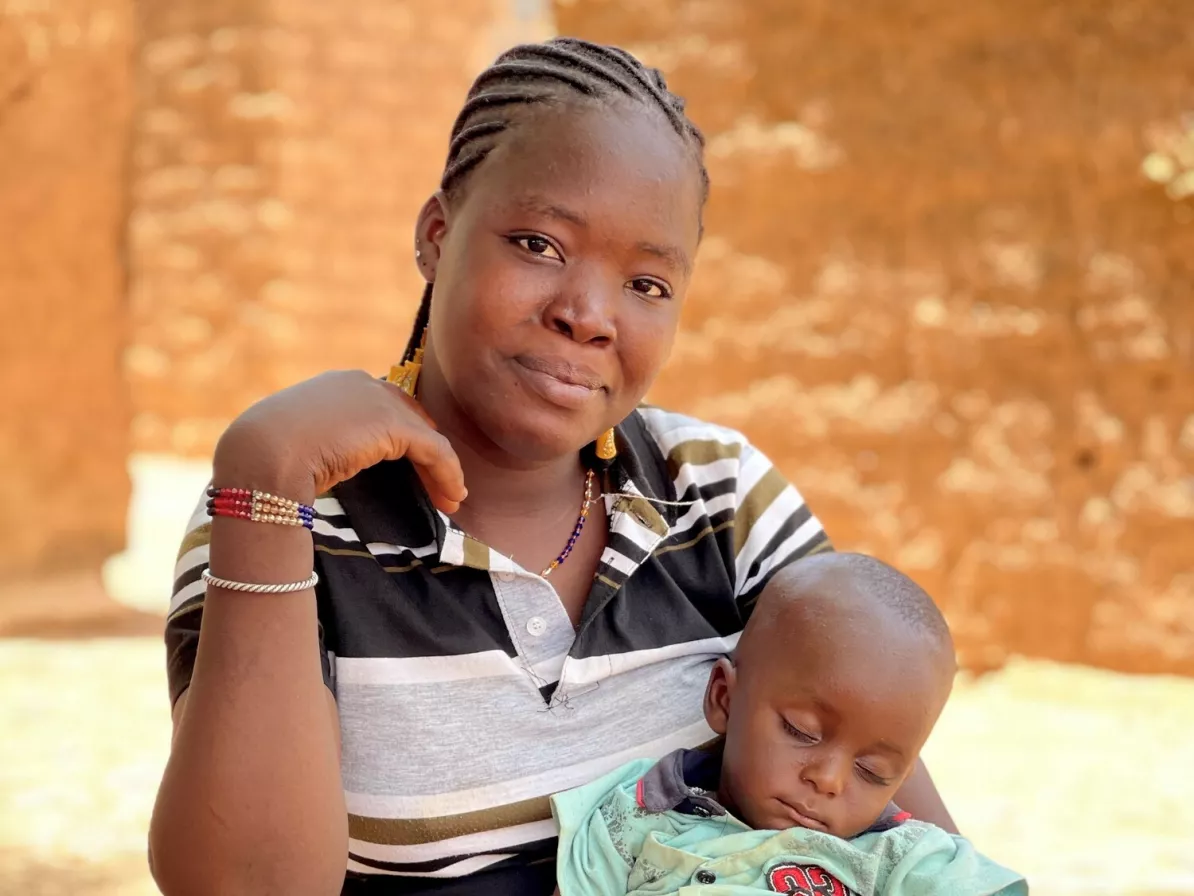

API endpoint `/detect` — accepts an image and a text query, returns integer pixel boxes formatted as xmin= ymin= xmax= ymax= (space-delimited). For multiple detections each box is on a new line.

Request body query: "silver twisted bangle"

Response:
xmin=201 ymin=568 xmax=319 ymax=594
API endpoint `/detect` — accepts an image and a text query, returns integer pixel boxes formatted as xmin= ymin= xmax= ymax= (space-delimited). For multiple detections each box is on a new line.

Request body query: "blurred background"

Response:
xmin=2 ymin=0 xmax=1193 ymax=893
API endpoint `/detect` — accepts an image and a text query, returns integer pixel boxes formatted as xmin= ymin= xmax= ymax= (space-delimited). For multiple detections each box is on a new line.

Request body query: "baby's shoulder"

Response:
xmin=857 ymin=821 xmax=1028 ymax=894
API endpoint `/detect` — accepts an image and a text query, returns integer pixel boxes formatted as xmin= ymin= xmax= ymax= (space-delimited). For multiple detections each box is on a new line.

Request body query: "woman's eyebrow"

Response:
xmin=514 ymin=195 xmax=690 ymax=274
xmin=637 ymin=240 xmax=691 ymax=276
xmin=515 ymin=195 xmax=587 ymax=227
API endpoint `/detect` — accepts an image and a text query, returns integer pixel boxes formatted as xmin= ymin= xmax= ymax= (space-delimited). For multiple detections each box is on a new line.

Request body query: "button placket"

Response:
xmin=489 ymin=568 xmax=576 ymax=690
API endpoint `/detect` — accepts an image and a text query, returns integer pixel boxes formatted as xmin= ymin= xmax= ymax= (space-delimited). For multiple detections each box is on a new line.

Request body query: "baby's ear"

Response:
xmin=703 ymin=657 xmax=736 ymax=735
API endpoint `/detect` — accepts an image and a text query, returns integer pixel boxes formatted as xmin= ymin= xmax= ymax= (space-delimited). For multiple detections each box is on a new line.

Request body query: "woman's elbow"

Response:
xmin=148 ymin=818 xmax=238 ymax=896
xmin=148 ymin=815 xmax=346 ymax=896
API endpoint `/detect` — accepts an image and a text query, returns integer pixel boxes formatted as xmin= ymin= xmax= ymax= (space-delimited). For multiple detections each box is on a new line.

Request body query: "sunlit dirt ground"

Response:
xmin=2 ymin=635 xmax=1192 ymax=896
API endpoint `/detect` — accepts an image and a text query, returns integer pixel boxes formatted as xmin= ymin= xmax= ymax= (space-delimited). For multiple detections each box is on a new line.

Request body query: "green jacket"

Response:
xmin=552 ymin=752 xmax=1027 ymax=896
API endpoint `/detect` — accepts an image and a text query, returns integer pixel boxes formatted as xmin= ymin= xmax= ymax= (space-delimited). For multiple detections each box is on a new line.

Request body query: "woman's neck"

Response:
xmin=415 ymin=358 xmax=589 ymax=526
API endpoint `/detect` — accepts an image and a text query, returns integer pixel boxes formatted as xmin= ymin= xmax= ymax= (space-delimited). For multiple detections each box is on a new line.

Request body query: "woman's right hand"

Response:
xmin=212 ymin=369 xmax=467 ymax=513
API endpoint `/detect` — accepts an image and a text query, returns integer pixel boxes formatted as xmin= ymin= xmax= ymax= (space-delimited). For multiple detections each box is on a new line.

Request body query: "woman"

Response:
xmin=149 ymin=38 xmax=954 ymax=896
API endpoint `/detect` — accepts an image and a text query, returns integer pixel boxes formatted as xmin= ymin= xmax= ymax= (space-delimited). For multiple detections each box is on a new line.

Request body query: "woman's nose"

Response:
xmin=544 ymin=276 xmax=616 ymax=346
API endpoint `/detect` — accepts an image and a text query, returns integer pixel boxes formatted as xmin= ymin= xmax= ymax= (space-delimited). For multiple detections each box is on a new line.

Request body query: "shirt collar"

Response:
xmin=602 ymin=412 xmax=688 ymax=531
xmin=331 ymin=457 xmax=442 ymax=553
xmin=636 ymin=746 xmax=727 ymax=818
xmin=332 ymin=417 xmax=680 ymax=571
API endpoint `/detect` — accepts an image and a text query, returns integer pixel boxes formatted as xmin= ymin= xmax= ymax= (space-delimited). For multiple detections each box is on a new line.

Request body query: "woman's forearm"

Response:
xmin=149 ymin=468 xmax=347 ymax=896
xmin=894 ymin=758 xmax=957 ymax=833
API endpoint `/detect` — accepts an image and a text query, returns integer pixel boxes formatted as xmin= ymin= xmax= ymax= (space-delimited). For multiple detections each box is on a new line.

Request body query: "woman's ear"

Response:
xmin=413 ymin=192 xmax=450 ymax=284
xmin=703 ymin=657 xmax=736 ymax=736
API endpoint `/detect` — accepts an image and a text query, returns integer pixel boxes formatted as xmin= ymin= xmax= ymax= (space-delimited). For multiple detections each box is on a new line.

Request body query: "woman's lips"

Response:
xmin=513 ymin=355 xmax=603 ymax=410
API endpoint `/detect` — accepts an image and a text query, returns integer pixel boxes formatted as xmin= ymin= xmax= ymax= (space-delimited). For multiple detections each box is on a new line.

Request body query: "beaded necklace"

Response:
xmin=540 ymin=469 xmax=596 ymax=578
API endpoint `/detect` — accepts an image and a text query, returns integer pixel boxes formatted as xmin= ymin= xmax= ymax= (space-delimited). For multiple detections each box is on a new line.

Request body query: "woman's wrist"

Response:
xmin=206 ymin=510 xmax=317 ymax=584
xmin=213 ymin=425 xmax=317 ymax=506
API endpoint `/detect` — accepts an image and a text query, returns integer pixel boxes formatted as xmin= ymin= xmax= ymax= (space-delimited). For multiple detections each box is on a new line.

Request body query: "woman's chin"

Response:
xmin=478 ymin=406 xmax=601 ymax=465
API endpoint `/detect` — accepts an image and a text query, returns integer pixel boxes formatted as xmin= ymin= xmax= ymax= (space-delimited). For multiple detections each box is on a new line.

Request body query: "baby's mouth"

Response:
xmin=778 ymin=799 xmax=829 ymax=833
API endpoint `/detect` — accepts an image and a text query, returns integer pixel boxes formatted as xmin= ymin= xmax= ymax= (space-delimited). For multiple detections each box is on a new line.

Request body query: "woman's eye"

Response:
xmin=782 ymin=719 xmax=818 ymax=744
xmin=513 ymin=235 xmax=562 ymax=260
xmin=629 ymin=278 xmax=672 ymax=299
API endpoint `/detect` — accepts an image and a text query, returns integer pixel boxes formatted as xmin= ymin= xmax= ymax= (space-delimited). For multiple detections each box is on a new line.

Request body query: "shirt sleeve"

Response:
xmin=881 ymin=824 xmax=1028 ymax=896
xmin=730 ymin=439 xmax=832 ymax=618
xmin=164 ymin=488 xmax=334 ymax=707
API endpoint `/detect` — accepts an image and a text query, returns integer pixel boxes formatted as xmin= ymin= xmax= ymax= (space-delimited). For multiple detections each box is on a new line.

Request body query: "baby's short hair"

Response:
xmin=818 ymin=552 xmax=951 ymax=645
xmin=742 ymin=552 xmax=955 ymax=668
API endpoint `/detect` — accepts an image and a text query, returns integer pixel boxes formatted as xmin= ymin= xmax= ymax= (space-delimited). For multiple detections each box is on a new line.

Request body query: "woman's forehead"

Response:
xmin=504 ymin=96 xmax=693 ymax=171
xmin=460 ymin=101 xmax=704 ymax=246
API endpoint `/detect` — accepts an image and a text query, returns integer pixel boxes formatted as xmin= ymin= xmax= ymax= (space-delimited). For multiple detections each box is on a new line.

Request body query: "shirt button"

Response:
xmin=526 ymin=616 xmax=547 ymax=636
xmin=695 ymin=870 xmax=716 ymax=885
xmin=496 ymin=571 xmax=515 ymax=583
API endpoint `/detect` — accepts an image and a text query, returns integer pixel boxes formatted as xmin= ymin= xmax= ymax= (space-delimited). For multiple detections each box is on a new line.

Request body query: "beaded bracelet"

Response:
xmin=206 ymin=487 xmax=316 ymax=529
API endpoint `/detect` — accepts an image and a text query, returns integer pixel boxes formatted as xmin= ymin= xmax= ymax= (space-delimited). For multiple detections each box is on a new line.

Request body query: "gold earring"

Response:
xmin=387 ymin=328 xmax=426 ymax=396
xmin=596 ymin=427 xmax=617 ymax=461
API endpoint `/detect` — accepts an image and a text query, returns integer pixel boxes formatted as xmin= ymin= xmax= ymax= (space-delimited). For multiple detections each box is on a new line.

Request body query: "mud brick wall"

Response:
xmin=0 ymin=1 xmax=133 ymax=580
xmin=555 ymin=0 xmax=1194 ymax=675
xmin=110 ymin=0 xmax=1194 ymax=675
xmin=126 ymin=0 xmax=550 ymax=454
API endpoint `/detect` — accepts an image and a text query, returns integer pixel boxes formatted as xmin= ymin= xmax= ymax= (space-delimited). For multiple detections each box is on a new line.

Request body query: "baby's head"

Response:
xmin=704 ymin=552 xmax=956 ymax=838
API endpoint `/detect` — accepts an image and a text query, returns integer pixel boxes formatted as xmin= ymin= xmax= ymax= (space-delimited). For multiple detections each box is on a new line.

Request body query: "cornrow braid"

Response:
xmin=401 ymin=37 xmax=708 ymax=363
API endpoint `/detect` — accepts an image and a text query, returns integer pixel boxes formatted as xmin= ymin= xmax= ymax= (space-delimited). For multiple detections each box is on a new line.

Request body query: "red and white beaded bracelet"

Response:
xmin=206 ymin=487 xmax=316 ymax=530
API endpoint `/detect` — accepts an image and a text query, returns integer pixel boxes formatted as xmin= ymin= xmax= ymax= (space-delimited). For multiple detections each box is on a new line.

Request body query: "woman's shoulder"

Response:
xmin=624 ymin=405 xmax=792 ymax=503
xmin=625 ymin=406 xmax=830 ymax=601
xmin=627 ymin=405 xmax=760 ymax=464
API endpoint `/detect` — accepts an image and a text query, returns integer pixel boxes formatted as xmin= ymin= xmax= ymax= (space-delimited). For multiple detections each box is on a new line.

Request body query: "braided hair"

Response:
xmin=402 ymin=37 xmax=709 ymax=363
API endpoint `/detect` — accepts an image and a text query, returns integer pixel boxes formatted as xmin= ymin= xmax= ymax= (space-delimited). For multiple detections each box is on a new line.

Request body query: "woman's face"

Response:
xmin=417 ymin=99 xmax=704 ymax=461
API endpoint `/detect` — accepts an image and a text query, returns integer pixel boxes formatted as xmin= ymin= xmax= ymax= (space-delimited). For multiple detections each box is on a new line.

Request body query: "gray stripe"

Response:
xmin=338 ymin=653 xmax=715 ymax=797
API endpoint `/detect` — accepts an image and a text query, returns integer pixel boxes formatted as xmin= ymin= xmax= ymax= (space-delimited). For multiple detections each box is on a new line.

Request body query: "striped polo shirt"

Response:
xmin=166 ymin=406 xmax=830 ymax=894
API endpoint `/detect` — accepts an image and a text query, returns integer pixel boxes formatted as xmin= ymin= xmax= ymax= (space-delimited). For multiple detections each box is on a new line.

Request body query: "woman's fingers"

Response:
xmin=403 ymin=429 xmax=467 ymax=514
xmin=214 ymin=370 xmax=469 ymax=511
xmin=378 ymin=379 xmax=465 ymax=512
